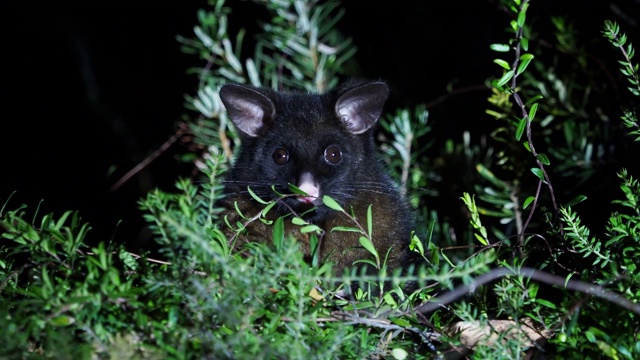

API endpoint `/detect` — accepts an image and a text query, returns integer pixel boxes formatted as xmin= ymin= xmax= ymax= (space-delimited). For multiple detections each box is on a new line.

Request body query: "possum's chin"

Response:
xmin=279 ymin=196 xmax=322 ymax=214
xmin=296 ymin=195 xmax=322 ymax=206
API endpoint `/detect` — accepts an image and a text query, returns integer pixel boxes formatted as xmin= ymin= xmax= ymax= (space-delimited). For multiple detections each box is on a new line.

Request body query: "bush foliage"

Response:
xmin=2 ymin=0 xmax=640 ymax=358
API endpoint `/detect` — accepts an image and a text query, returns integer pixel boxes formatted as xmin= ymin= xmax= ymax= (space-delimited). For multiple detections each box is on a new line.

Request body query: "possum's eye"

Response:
xmin=324 ymin=146 xmax=342 ymax=164
xmin=272 ymin=148 xmax=289 ymax=165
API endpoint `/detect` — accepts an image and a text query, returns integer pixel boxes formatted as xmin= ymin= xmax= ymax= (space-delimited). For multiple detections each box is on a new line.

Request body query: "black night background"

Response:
xmin=1 ymin=0 xmax=638 ymax=249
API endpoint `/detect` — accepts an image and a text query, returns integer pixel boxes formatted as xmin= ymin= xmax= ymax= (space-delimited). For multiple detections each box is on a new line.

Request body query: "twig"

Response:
xmin=509 ymin=0 xmax=560 ymax=242
xmin=425 ymin=84 xmax=490 ymax=109
xmin=110 ymin=124 xmax=187 ymax=192
xmin=414 ymin=266 xmax=640 ymax=315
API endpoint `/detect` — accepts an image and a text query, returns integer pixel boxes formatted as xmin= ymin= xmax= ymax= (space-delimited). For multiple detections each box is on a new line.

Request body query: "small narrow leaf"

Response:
xmin=490 ymin=43 xmax=511 ymax=52
xmin=531 ymin=167 xmax=545 ymax=181
xmin=510 ymin=20 xmax=518 ymax=32
xmin=476 ymin=164 xmax=508 ymax=190
xmin=288 ymin=184 xmax=307 ymax=196
xmin=515 ymin=117 xmax=527 ymax=141
xmin=330 ymin=226 xmax=361 ymax=233
xmin=528 ymin=102 xmax=539 ymax=122
xmin=536 ymin=299 xmax=557 ymax=309
xmin=247 ymin=187 xmax=269 ymax=204
xmin=516 ymin=53 xmax=534 ymax=75
xmin=49 ymin=316 xmax=76 ymax=327
xmin=474 ymin=233 xmax=489 ymax=246
xmin=359 ymin=236 xmax=378 ymax=258
xmin=271 ymin=185 xmax=285 ymax=197
xmin=366 ymin=205 xmax=373 ymax=237
xmin=517 ymin=4 xmax=528 ymax=28
xmin=301 ymin=224 xmax=322 ymax=234
xmin=323 ymin=195 xmax=344 ymax=212
xmin=352 ymin=259 xmax=377 ymax=268
xmin=536 ymin=153 xmax=550 ymax=165
xmin=233 ymin=201 xmax=247 ymax=219
xmin=261 ymin=201 xmax=277 ymax=217
xmin=523 ymin=196 xmax=535 ymax=210
xmin=525 ymin=94 xmax=544 ymax=106
xmin=493 ymin=59 xmax=511 ymax=70
xmin=496 ymin=70 xmax=515 ymax=87
xmin=273 ymin=217 xmax=284 ymax=248
xmin=292 ymin=217 xmax=307 ymax=226
xmin=566 ymin=195 xmax=588 ymax=207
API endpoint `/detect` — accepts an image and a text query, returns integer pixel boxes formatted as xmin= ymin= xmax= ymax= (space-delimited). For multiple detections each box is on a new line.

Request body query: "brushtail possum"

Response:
xmin=218 ymin=80 xmax=413 ymax=274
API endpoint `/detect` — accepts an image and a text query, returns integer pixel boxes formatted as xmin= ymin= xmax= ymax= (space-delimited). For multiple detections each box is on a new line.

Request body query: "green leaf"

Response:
xmin=536 ymin=299 xmax=557 ymax=309
xmin=476 ymin=164 xmax=508 ymax=190
xmin=233 ymin=201 xmax=247 ymax=219
xmin=359 ymin=236 xmax=378 ymax=258
xmin=288 ymin=184 xmax=307 ymax=196
xmin=493 ymin=59 xmax=511 ymax=70
xmin=515 ymin=117 xmax=526 ymax=141
xmin=261 ymin=201 xmax=277 ymax=217
xmin=474 ymin=233 xmax=488 ymax=246
xmin=528 ymin=102 xmax=539 ymax=122
xmin=490 ymin=43 xmax=511 ymax=52
xmin=409 ymin=231 xmax=425 ymax=256
xmin=525 ymin=94 xmax=544 ymax=106
xmin=566 ymin=195 xmax=588 ymax=207
xmin=531 ymin=167 xmax=545 ymax=181
xmin=523 ymin=196 xmax=535 ymax=210
xmin=352 ymin=259 xmax=378 ymax=268
xmin=390 ymin=316 xmax=411 ymax=327
xmin=536 ymin=153 xmax=550 ymax=165
xmin=292 ymin=217 xmax=307 ymax=226
xmin=271 ymin=185 xmax=286 ymax=197
xmin=323 ymin=195 xmax=344 ymax=212
xmin=516 ymin=53 xmax=534 ymax=75
xmin=247 ymin=187 xmax=269 ymax=204
xmin=273 ymin=216 xmax=284 ymax=248
xmin=301 ymin=224 xmax=322 ymax=234
xmin=496 ymin=70 xmax=515 ymax=87
xmin=331 ymin=226 xmax=361 ymax=233
xmin=366 ymin=205 xmax=373 ymax=237
xmin=517 ymin=3 xmax=528 ymax=28
xmin=49 ymin=316 xmax=76 ymax=327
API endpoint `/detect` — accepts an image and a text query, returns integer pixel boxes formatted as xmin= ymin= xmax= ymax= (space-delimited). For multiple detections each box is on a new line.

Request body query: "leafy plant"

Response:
xmin=3 ymin=0 xmax=640 ymax=358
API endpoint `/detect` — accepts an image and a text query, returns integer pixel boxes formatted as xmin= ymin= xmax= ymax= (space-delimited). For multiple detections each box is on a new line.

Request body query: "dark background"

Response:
xmin=1 ymin=0 xmax=638 ymax=249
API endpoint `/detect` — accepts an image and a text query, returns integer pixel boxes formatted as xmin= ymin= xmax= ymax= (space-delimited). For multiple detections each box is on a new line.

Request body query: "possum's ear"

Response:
xmin=335 ymin=82 xmax=389 ymax=134
xmin=219 ymin=84 xmax=276 ymax=137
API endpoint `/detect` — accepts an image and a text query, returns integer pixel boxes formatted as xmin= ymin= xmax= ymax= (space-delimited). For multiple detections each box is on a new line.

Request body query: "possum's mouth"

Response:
xmin=296 ymin=195 xmax=319 ymax=205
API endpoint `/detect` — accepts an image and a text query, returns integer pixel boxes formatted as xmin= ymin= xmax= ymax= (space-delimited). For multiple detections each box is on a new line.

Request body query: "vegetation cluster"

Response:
xmin=1 ymin=0 xmax=639 ymax=358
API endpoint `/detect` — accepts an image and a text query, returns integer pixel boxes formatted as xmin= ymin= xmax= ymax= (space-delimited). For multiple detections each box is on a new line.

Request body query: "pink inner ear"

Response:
xmin=232 ymin=99 xmax=266 ymax=137
xmin=337 ymin=105 xmax=364 ymax=134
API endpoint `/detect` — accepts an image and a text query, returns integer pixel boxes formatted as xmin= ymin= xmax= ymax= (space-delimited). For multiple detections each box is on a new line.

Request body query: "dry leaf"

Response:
xmin=445 ymin=318 xmax=550 ymax=349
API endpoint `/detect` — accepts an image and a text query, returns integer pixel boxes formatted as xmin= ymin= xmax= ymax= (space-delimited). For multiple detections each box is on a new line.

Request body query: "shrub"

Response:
xmin=2 ymin=0 xmax=639 ymax=358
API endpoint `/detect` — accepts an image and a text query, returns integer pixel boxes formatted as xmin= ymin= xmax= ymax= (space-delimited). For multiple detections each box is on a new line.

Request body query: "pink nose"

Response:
xmin=298 ymin=182 xmax=319 ymax=198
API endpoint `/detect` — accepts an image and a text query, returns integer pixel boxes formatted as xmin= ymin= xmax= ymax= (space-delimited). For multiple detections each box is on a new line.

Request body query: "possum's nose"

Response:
xmin=297 ymin=172 xmax=320 ymax=204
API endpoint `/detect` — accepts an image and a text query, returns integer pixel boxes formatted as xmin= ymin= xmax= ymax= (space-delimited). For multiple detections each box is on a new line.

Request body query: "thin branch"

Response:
xmin=110 ymin=125 xmax=186 ymax=192
xmin=414 ymin=267 xmax=640 ymax=315
xmin=508 ymin=0 xmax=560 ymax=240
xmin=424 ymin=84 xmax=490 ymax=109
